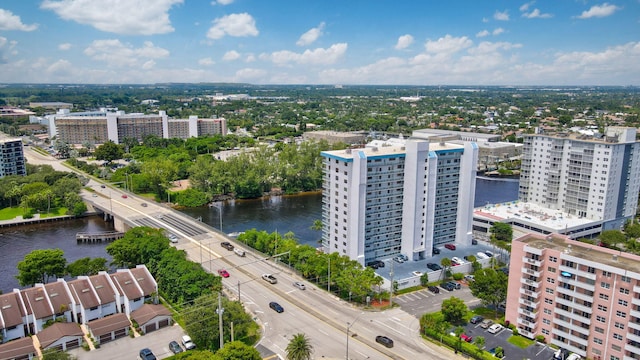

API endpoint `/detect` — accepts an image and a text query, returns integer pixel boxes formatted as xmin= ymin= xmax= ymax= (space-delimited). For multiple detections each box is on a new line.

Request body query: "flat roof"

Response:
xmin=322 ymin=139 xmax=464 ymax=161
xmin=474 ymin=200 xmax=596 ymax=233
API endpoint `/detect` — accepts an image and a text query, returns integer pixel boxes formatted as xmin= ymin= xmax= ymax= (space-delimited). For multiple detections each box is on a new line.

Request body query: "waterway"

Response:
xmin=0 ymin=177 xmax=519 ymax=293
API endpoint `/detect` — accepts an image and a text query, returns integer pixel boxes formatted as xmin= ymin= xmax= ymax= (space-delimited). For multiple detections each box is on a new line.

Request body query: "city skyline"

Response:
xmin=0 ymin=1 xmax=639 ymax=85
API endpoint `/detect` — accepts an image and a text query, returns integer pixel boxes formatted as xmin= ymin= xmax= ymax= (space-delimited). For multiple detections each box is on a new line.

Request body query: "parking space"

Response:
xmin=458 ymin=321 xmax=556 ymax=360
xmin=395 ymin=284 xmax=481 ymax=317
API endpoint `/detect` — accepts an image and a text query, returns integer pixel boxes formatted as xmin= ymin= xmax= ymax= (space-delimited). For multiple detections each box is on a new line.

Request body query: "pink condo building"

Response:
xmin=507 ymin=233 xmax=640 ymax=360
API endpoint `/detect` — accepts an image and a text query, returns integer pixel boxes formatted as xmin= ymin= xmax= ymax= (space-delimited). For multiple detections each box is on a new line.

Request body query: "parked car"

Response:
xmin=169 ymin=341 xmax=183 ymax=354
xmin=479 ymin=319 xmax=494 ymax=329
xmin=393 ymin=255 xmax=405 ymax=263
xmin=444 ymin=243 xmax=456 ymax=250
xmin=427 ymin=263 xmax=442 ymax=271
xmin=451 ymin=257 xmax=464 ymax=265
xmin=476 ymin=252 xmax=489 ymax=259
xmin=269 ymin=301 xmax=284 ymax=313
xmin=293 ymin=281 xmax=306 ymax=290
xmin=471 ymin=239 xmax=478 ymax=245
xmin=441 ymin=282 xmax=455 ymax=291
xmin=487 ymin=323 xmax=504 ymax=334
xmin=367 ymin=260 xmax=385 ymax=269
xmin=182 ymin=335 xmax=196 ymax=350
xmin=484 ymin=250 xmax=494 ymax=257
xmin=375 ymin=335 xmax=394 ymax=348
xmin=262 ymin=274 xmax=277 ymax=284
xmin=470 ymin=315 xmax=484 ymax=324
xmin=566 ymin=354 xmax=582 ymax=360
xmin=221 ymin=241 xmax=234 ymax=251
xmin=234 ymin=248 xmax=246 ymax=257
xmin=554 ymin=348 xmax=570 ymax=360
xmin=139 ymin=348 xmax=156 ymax=360
xmin=464 ymin=275 xmax=475 ymax=282
xmin=460 ymin=333 xmax=473 ymax=342
xmin=428 ymin=285 xmax=440 ymax=294
xmin=217 ymin=269 xmax=230 ymax=278
xmin=432 ymin=247 xmax=441 ymax=254
xmin=445 ymin=281 xmax=461 ymax=290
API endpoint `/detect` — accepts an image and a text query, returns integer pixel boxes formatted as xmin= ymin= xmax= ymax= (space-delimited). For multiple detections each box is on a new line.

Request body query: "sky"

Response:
xmin=0 ymin=0 xmax=639 ymax=86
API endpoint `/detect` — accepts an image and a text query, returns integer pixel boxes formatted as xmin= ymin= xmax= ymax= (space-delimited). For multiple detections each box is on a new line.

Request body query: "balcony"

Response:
xmin=551 ymin=327 xmax=588 ymax=347
xmin=520 ymin=287 xmax=542 ymax=299
xmin=633 ymin=297 xmax=640 ymax=307
xmin=626 ymin=342 xmax=640 ymax=355
xmin=631 ymin=308 xmax=640 ymax=320
xmin=521 ymin=278 xmax=540 ymax=288
xmin=517 ymin=317 xmax=533 ymax=328
xmin=553 ymin=317 xmax=589 ymax=337
xmin=628 ymin=331 xmax=640 ymax=344
xmin=522 ymin=267 xmax=542 ymax=278
xmin=555 ymin=298 xmax=592 ymax=315
xmin=518 ymin=328 xmax=535 ymax=339
xmin=518 ymin=298 xmax=541 ymax=310
xmin=629 ymin=321 xmax=640 ymax=332
xmin=517 ymin=307 xmax=539 ymax=321
xmin=522 ymin=256 xmax=543 ymax=267
xmin=559 ymin=265 xmax=596 ymax=281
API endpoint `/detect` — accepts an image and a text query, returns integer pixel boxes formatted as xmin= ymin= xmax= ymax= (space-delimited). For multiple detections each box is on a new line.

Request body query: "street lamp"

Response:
xmin=346 ymin=312 xmax=365 ymax=360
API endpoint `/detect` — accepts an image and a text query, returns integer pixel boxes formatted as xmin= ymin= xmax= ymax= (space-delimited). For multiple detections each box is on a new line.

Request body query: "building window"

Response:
xmin=594 ymin=338 xmax=603 ymax=345
xmin=611 ymin=345 xmax=621 ymax=352
xmin=542 ymin=329 xmax=549 ymax=335
xmin=621 ymin=276 xmax=631 ymax=283
xmin=549 ymin=256 xmax=557 ymax=262
xmin=613 ymin=333 xmax=623 ymax=340
xmin=599 ymin=294 xmax=609 ymax=300
xmin=546 ymin=288 xmax=554 ymax=294
xmin=618 ymin=299 xmax=628 ymax=307
xmin=544 ymin=308 xmax=552 ymax=315
xmin=603 ymin=271 xmax=612 ymax=277
xmin=543 ymin=318 xmax=550 ymax=325
xmin=544 ymin=298 xmax=553 ymax=304
xmin=615 ymin=310 xmax=626 ymax=318
xmin=601 ymin=282 xmax=610 ymax=289
xmin=614 ymin=322 xmax=625 ymax=330
xmin=595 ymin=325 xmax=605 ymax=332
xmin=598 ymin=304 xmax=608 ymax=311
xmin=547 ymin=278 xmax=555 ymax=284
xmin=547 ymin=266 xmax=556 ymax=273
xmin=620 ymin=287 xmax=630 ymax=295
xmin=596 ymin=317 xmax=606 ymax=324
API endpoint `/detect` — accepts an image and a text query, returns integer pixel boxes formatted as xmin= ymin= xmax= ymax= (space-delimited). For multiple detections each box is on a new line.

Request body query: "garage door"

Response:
xmin=99 ymin=333 xmax=112 ymax=344
xmin=158 ymin=319 xmax=169 ymax=328
xmin=66 ymin=339 xmax=80 ymax=350
xmin=144 ymin=322 xmax=157 ymax=333
xmin=114 ymin=328 xmax=127 ymax=339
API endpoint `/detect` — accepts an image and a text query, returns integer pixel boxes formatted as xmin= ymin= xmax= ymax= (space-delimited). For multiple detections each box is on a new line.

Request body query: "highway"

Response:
xmin=24 ymin=147 xmax=466 ymax=360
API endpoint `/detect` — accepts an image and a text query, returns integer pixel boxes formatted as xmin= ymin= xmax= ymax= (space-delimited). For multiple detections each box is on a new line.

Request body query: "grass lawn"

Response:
xmin=0 ymin=207 xmax=25 ymax=220
xmin=39 ymin=208 xmax=69 ymax=218
xmin=507 ymin=334 xmax=534 ymax=348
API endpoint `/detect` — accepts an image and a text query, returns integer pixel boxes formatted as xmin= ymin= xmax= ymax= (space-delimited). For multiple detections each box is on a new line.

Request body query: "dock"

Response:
xmin=76 ymin=231 xmax=125 ymax=243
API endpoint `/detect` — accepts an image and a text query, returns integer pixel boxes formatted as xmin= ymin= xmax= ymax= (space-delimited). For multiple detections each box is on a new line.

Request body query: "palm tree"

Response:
xmin=286 ymin=333 xmax=313 ymax=360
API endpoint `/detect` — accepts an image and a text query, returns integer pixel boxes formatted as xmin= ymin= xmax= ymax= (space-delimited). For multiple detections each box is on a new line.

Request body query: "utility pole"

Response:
xmin=216 ymin=292 xmax=224 ymax=349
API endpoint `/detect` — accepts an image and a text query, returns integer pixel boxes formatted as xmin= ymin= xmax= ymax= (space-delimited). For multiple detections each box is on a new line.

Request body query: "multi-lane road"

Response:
xmin=25 ymin=147 xmax=468 ymax=360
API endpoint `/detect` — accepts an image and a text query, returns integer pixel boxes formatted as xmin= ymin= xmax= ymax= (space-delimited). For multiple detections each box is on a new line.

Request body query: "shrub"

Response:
xmin=453 ymin=273 xmax=464 ymax=281
xmin=535 ymin=334 xmax=546 ymax=343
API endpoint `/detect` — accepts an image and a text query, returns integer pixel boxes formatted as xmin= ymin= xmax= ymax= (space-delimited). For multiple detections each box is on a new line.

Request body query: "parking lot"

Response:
xmin=394 ymin=281 xmax=481 ymax=317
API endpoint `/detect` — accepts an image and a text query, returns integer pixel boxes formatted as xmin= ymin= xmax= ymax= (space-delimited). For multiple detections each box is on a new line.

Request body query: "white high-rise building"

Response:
xmin=320 ymin=138 xmax=478 ymax=265
xmin=519 ymin=126 xmax=640 ymax=231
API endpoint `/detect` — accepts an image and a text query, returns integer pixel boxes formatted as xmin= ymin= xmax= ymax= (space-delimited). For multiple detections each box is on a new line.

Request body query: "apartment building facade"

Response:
xmin=320 ymin=138 xmax=477 ymax=265
xmin=48 ymin=109 xmax=227 ymax=145
xmin=0 ymin=136 xmax=26 ymax=178
xmin=519 ymin=126 xmax=640 ymax=232
xmin=507 ymin=233 xmax=640 ymax=360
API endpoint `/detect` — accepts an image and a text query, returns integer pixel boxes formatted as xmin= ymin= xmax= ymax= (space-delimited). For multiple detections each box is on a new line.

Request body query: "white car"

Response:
xmin=293 ymin=281 xmax=306 ymax=290
xmin=451 ymin=257 xmax=464 ymax=265
xmin=476 ymin=252 xmax=489 ymax=260
xmin=181 ymin=335 xmax=196 ymax=350
xmin=487 ymin=323 xmax=504 ymax=334
xmin=566 ymin=354 xmax=582 ymax=360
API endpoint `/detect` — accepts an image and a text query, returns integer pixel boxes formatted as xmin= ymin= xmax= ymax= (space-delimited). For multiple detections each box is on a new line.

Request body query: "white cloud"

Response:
xmin=46 ymin=59 xmax=73 ymax=77
xmin=198 ymin=57 xmax=215 ymax=66
xmin=522 ymin=8 xmax=553 ymax=19
xmin=264 ymin=43 xmax=348 ymax=65
xmin=222 ymin=50 xmax=241 ymax=61
xmin=425 ymin=35 xmax=472 ymax=55
xmin=83 ymin=40 xmax=169 ymax=68
xmin=207 ymin=13 xmax=258 ymax=40
xmin=296 ymin=22 xmax=325 ymax=46
xmin=141 ymin=60 xmax=156 ymax=70
xmin=58 ymin=43 xmax=72 ymax=51
xmin=476 ymin=30 xmax=490 ymax=38
xmin=0 ymin=9 xmax=38 ymax=31
xmin=494 ymin=10 xmax=510 ymax=21
xmin=212 ymin=0 xmax=234 ymax=5
xmin=0 ymin=37 xmax=18 ymax=62
xmin=40 ymin=0 xmax=182 ymax=35
xmin=493 ymin=28 xmax=505 ymax=35
xmin=395 ymin=34 xmax=414 ymax=50
xmin=245 ymin=54 xmax=256 ymax=62
xmin=234 ymin=67 xmax=267 ymax=81
xmin=576 ymin=3 xmax=620 ymax=19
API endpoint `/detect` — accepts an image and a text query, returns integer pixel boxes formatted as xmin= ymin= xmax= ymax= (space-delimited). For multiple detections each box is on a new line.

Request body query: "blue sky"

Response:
xmin=0 ymin=0 xmax=638 ymax=85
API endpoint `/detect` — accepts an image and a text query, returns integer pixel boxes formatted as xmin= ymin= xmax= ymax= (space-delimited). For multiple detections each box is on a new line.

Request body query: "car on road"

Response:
xmin=460 ymin=333 xmax=473 ymax=342
xmin=428 ymin=285 xmax=440 ymax=294
xmin=293 ymin=281 xmax=306 ymax=290
xmin=141 ymin=202 xmax=148 ymax=207
xmin=233 ymin=248 xmax=245 ymax=257
xmin=479 ymin=319 xmax=494 ymax=329
xmin=221 ymin=241 xmax=234 ymax=251
xmin=182 ymin=335 xmax=196 ymax=350
xmin=121 ymin=194 xmax=128 ymax=199
xmin=168 ymin=234 xmax=178 ymax=243
xmin=470 ymin=315 xmax=484 ymax=324
xmin=139 ymin=348 xmax=156 ymax=360
xmin=487 ymin=323 xmax=504 ymax=334
xmin=427 ymin=263 xmax=442 ymax=271
xmin=375 ymin=335 xmax=394 ymax=348
xmin=218 ymin=269 xmax=230 ymax=278
xmin=269 ymin=301 xmax=284 ymax=313
xmin=101 ymin=185 xmax=106 ymax=188
xmin=92 ymin=193 xmax=98 ymax=197
xmin=262 ymin=274 xmax=277 ymax=284
xmin=169 ymin=341 xmax=183 ymax=354
xmin=444 ymin=243 xmax=456 ymax=250
xmin=432 ymin=247 xmax=441 ymax=254
xmin=367 ymin=260 xmax=385 ymax=269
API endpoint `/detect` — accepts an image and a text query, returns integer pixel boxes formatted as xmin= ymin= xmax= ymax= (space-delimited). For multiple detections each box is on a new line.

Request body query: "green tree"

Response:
xmin=66 ymin=257 xmax=109 ymax=276
xmin=441 ymin=296 xmax=468 ymax=325
xmin=599 ymin=229 xmax=626 ymax=249
xmin=106 ymin=227 xmax=170 ymax=268
xmin=16 ymin=249 xmax=67 ymax=286
xmin=474 ymin=336 xmax=485 ymax=356
xmin=490 ymin=222 xmax=513 ymax=242
xmin=468 ymin=268 xmax=508 ymax=316
xmin=94 ymin=141 xmax=124 ymax=162
xmin=41 ymin=348 xmax=76 ymax=360
xmin=215 ymin=341 xmax=261 ymax=360
xmin=440 ymin=257 xmax=452 ymax=280
xmin=286 ymin=333 xmax=313 ymax=360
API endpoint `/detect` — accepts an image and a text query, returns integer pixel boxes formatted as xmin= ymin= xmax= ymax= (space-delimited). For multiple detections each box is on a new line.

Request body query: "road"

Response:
xmin=24 ymin=147 xmax=468 ymax=360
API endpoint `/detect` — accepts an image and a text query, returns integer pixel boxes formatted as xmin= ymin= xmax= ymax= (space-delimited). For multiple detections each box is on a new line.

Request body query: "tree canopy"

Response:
xmin=286 ymin=333 xmax=313 ymax=360
xmin=468 ymin=268 xmax=508 ymax=315
xmin=440 ymin=296 xmax=468 ymax=325
xmin=16 ymin=249 xmax=67 ymax=286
